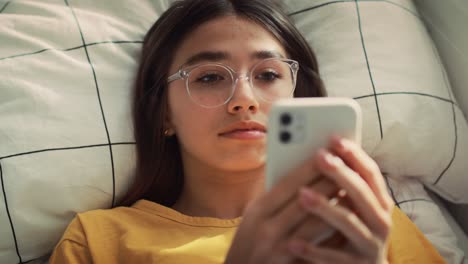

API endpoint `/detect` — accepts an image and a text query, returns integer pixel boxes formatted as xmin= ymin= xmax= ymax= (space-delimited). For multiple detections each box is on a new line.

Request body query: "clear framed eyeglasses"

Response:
xmin=167 ymin=58 xmax=299 ymax=108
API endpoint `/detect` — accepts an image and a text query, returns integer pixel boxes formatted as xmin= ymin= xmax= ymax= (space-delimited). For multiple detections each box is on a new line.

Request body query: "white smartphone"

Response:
xmin=266 ymin=97 xmax=362 ymax=190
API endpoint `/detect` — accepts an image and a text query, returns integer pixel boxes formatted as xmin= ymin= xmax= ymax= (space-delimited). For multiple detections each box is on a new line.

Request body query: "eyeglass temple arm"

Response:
xmin=167 ymin=71 xmax=182 ymax=83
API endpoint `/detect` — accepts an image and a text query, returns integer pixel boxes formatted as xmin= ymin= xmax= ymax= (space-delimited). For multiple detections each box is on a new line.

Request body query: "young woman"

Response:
xmin=50 ymin=0 xmax=445 ymax=263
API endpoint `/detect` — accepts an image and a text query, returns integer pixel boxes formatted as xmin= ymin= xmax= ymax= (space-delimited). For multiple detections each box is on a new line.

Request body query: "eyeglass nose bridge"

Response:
xmin=230 ymin=73 xmax=258 ymax=101
xmin=227 ymin=73 xmax=260 ymax=106
xmin=232 ymin=74 xmax=251 ymax=86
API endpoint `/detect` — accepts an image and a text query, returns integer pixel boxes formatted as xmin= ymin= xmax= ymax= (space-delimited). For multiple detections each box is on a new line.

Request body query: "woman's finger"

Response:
xmin=291 ymin=216 xmax=335 ymax=246
xmin=330 ymin=136 xmax=394 ymax=211
xmin=254 ymin=155 xmax=321 ymax=218
xmin=289 ymin=178 xmax=342 ymax=245
xmin=298 ymin=187 xmax=388 ymax=257
xmin=316 ymin=149 xmax=392 ymax=238
xmin=288 ymin=238 xmax=366 ymax=264
xmin=268 ymin=177 xmax=340 ymax=243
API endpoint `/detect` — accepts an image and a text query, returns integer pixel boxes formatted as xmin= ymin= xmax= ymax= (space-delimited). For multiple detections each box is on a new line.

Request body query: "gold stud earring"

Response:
xmin=164 ymin=129 xmax=175 ymax=137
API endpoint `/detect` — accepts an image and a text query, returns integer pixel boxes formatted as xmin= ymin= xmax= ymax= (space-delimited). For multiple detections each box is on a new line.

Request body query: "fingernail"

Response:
xmin=324 ymin=151 xmax=339 ymax=166
xmin=336 ymin=137 xmax=349 ymax=152
xmin=288 ymin=240 xmax=305 ymax=255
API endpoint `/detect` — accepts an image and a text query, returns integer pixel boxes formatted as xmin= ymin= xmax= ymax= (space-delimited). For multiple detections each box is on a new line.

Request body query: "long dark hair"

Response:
xmin=119 ymin=0 xmax=326 ymax=207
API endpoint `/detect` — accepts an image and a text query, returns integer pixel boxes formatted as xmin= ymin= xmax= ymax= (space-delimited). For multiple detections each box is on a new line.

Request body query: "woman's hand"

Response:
xmin=224 ymin=145 xmax=340 ymax=264
xmin=287 ymin=136 xmax=394 ymax=264
xmin=224 ymin=136 xmax=393 ymax=264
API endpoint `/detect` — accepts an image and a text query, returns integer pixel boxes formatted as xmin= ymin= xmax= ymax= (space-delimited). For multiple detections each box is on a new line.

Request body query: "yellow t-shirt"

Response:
xmin=49 ymin=199 xmax=445 ymax=264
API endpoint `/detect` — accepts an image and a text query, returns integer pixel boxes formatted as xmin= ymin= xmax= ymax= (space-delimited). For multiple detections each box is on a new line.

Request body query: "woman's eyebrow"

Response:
xmin=184 ymin=51 xmax=230 ymax=65
xmin=183 ymin=50 xmax=285 ymax=66
xmin=252 ymin=50 xmax=285 ymax=59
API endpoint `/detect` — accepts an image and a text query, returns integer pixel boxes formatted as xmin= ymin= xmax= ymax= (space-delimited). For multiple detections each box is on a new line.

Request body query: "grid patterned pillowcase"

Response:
xmin=0 ymin=0 xmax=467 ymax=263
xmin=285 ymin=0 xmax=468 ymax=202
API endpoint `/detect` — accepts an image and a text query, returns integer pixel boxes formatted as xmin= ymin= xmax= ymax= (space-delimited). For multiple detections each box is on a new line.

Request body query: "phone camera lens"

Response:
xmin=280 ymin=113 xmax=292 ymax=126
xmin=279 ymin=131 xmax=291 ymax=143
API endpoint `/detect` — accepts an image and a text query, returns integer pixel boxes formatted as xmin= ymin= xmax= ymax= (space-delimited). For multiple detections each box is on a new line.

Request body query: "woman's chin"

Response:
xmin=221 ymin=157 xmax=266 ymax=172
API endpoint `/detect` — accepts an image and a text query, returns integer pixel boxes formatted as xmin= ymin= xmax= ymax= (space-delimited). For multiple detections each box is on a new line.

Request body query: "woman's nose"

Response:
xmin=227 ymin=76 xmax=259 ymax=113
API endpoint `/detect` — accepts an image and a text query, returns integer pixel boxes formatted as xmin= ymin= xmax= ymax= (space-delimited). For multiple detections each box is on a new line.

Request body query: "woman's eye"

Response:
xmin=196 ymin=73 xmax=224 ymax=83
xmin=257 ymin=71 xmax=281 ymax=81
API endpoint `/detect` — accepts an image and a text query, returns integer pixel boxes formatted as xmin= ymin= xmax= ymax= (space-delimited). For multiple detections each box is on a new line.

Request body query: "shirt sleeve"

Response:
xmin=49 ymin=216 xmax=93 ymax=264
xmin=388 ymin=207 xmax=446 ymax=264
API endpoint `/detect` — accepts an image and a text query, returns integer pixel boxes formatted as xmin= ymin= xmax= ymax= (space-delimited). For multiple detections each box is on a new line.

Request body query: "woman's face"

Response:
xmin=167 ymin=15 xmax=288 ymax=173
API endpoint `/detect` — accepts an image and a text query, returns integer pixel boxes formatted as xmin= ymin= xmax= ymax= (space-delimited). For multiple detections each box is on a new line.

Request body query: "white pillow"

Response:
xmin=0 ymin=0 xmax=467 ymax=263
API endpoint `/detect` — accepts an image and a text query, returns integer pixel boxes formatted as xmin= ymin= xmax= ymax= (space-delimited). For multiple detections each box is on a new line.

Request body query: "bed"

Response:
xmin=0 ymin=0 xmax=467 ymax=263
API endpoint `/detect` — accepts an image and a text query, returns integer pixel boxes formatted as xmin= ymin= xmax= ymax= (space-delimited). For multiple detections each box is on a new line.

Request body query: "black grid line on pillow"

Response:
xmin=0 ymin=142 xmax=135 ymax=160
xmin=383 ymin=172 xmax=400 ymax=208
xmin=357 ymin=0 xmax=392 ymax=205
xmin=0 ymin=40 xmax=143 ymax=62
xmin=0 ymin=1 xmax=11 ymax=13
xmin=288 ymin=0 xmax=421 ymax=19
xmin=355 ymin=92 xmax=456 ymax=104
xmin=396 ymin=198 xmax=434 ymax=206
xmin=21 ymin=257 xmax=44 ymax=264
xmin=435 ymin=92 xmax=458 ymax=186
xmin=64 ymin=0 xmax=116 ymax=208
xmin=0 ymin=161 xmax=22 ymax=264
xmin=354 ymin=0 xmax=383 ymax=139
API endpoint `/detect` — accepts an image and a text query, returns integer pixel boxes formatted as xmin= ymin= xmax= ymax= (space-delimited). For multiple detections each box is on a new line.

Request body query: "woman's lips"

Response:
xmin=219 ymin=129 xmax=266 ymax=140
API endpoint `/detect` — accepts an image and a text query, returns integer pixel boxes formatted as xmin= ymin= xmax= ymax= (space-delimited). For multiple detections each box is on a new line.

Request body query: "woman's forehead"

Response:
xmin=170 ymin=16 xmax=287 ymax=69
